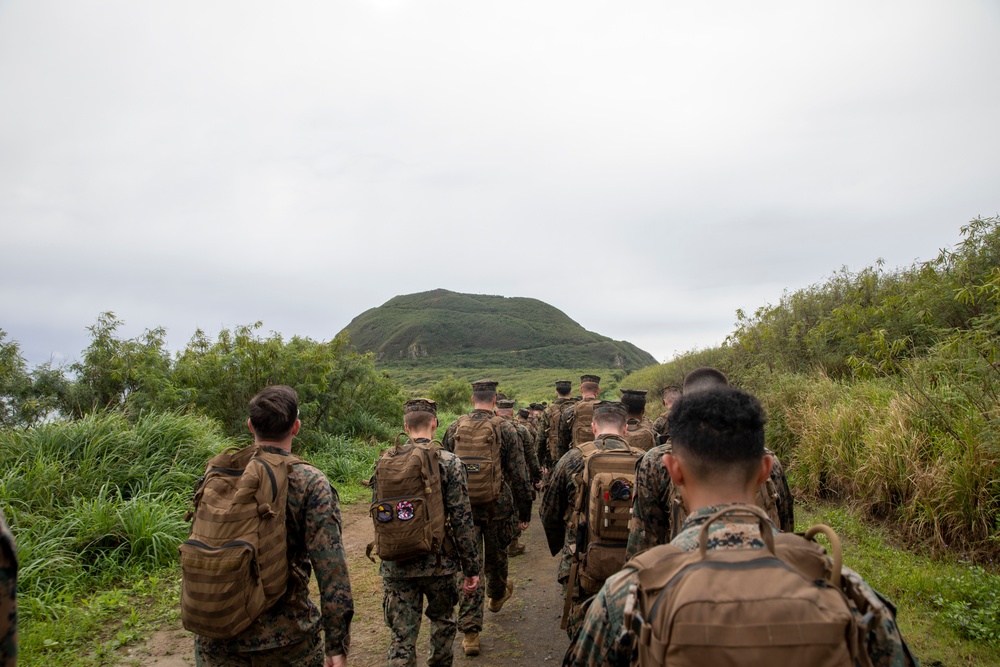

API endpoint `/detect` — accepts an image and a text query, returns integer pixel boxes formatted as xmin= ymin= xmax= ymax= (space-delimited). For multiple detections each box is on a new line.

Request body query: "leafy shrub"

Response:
xmin=933 ymin=565 xmax=1000 ymax=645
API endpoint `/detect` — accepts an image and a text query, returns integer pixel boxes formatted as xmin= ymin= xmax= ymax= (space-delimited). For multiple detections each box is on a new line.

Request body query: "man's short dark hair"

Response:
xmin=661 ymin=385 xmax=682 ymax=400
xmin=472 ymin=389 xmax=496 ymax=404
xmin=404 ymin=410 xmax=436 ymax=431
xmin=249 ymin=385 xmax=299 ymax=441
xmin=593 ymin=411 xmax=627 ymax=431
xmin=682 ymin=367 xmax=729 ymax=395
xmin=668 ymin=386 xmax=766 ymax=482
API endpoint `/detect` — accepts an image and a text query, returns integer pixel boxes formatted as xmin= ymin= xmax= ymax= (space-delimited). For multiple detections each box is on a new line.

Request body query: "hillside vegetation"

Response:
xmin=341 ymin=288 xmax=657 ymax=370
xmin=3 ymin=215 xmax=1000 ymax=663
xmin=625 ymin=215 xmax=1000 ymax=560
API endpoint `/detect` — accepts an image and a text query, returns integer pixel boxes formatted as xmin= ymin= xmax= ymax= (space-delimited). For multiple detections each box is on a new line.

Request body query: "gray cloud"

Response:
xmin=2 ymin=0 xmax=997 ymax=368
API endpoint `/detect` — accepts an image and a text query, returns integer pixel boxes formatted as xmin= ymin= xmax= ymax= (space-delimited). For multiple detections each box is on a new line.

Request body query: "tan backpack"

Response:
xmin=624 ymin=420 xmax=657 ymax=452
xmin=369 ymin=437 xmax=447 ymax=561
xmin=562 ymin=439 xmax=644 ymax=628
xmin=570 ymin=399 xmax=598 ymax=447
xmin=179 ymin=445 xmax=302 ymax=639
xmin=452 ymin=414 xmax=504 ymax=506
xmin=545 ymin=398 xmax=575 ymax=462
xmin=624 ymin=505 xmax=869 ymax=667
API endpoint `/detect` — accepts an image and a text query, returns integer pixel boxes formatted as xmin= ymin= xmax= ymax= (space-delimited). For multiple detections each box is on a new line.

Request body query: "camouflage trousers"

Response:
xmin=457 ymin=519 xmax=513 ymax=634
xmin=195 ymin=630 xmax=324 ymax=667
xmin=383 ymin=575 xmax=461 ymax=667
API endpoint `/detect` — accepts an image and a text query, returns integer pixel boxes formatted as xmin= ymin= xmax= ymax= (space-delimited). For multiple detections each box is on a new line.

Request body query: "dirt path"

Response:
xmin=131 ymin=500 xmax=570 ymax=666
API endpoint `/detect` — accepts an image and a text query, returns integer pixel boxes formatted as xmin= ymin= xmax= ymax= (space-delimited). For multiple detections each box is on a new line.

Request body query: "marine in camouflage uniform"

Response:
xmin=0 ymin=508 xmax=16 ymax=667
xmin=501 ymin=403 xmax=541 ymax=557
xmin=566 ymin=385 xmax=915 ymax=667
xmin=557 ymin=375 xmax=602 ymax=455
xmin=374 ymin=399 xmax=480 ymax=667
xmin=620 ymin=388 xmax=657 ymax=452
xmin=650 ymin=385 xmax=681 ymax=438
xmin=566 ymin=505 xmax=916 ymax=667
xmin=194 ymin=386 xmax=353 ymax=667
xmin=626 ymin=368 xmax=794 ymax=559
xmin=535 ymin=381 xmax=577 ymax=478
xmin=540 ymin=401 xmax=638 ymax=637
xmin=625 ymin=442 xmax=794 ymax=559
xmin=441 ymin=380 xmax=533 ymax=654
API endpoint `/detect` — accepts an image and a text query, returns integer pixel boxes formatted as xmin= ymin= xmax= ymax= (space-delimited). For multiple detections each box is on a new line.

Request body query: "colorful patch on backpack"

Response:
xmin=376 ymin=504 xmax=394 ymax=522
xmin=396 ymin=501 xmax=415 ymax=521
xmin=609 ymin=478 xmax=633 ymax=501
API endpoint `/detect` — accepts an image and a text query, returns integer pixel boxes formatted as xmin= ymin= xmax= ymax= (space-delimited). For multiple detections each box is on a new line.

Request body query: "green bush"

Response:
xmin=933 ymin=565 xmax=1000 ymax=645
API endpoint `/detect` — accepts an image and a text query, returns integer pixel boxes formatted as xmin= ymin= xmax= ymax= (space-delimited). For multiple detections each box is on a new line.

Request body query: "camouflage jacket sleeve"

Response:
xmin=625 ymin=445 xmax=671 ymax=560
xmin=842 ymin=567 xmax=918 ymax=667
xmin=0 ymin=509 xmax=16 ymax=667
xmin=535 ymin=410 xmax=552 ymax=469
xmin=500 ymin=420 xmax=533 ymax=522
xmin=303 ymin=469 xmax=354 ymax=657
xmin=652 ymin=412 xmax=669 ymax=437
xmin=540 ymin=452 xmax=580 ymax=557
xmin=441 ymin=420 xmax=458 ymax=453
xmin=768 ymin=451 xmax=795 ymax=533
xmin=517 ymin=423 xmax=542 ymax=484
xmin=557 ymin=405 xmax=575 ymax=460
xmin=441 ymin=452 xmax=481 ymax=578
xmin=562 ymin=566 xmax=635 ymax=667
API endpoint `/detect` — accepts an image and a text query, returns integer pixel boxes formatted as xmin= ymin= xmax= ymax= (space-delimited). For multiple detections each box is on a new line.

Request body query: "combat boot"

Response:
xmin=488 ymin=581 xmax=514 ymax=612
xmin=462 ymin=632 xmax=480 ymax=656
xmin=507 ymin=538 xmax=525 ymax=557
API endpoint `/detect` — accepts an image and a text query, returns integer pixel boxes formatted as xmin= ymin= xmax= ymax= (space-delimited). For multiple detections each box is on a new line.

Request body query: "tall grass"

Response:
xmin=755 ymin=367 xmax=1000 ymax=557
xmin=0 ymin=412 xmax=224 ymax=615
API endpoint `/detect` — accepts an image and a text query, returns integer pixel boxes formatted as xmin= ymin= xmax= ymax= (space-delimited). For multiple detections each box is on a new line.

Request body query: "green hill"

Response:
xmin=341 ymin=289 xmax=657 ymax=370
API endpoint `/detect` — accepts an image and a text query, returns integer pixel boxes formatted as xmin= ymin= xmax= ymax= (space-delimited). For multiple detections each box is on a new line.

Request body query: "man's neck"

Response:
xmin=257 ymin=439 xmax=292 ymax=452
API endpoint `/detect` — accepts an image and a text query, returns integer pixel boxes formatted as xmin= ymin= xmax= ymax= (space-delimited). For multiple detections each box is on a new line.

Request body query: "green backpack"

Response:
xmin=179 ymin=445 xmax=302 ymax=639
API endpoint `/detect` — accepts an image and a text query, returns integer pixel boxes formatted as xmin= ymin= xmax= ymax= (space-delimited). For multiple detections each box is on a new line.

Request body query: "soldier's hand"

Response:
xmin=518 ymin=521 xmax=530 ymax=531
xmin=463 ymin=575 xmax=480 ymax=593
xmin=326 ymin=654 xmax=346 ymax=667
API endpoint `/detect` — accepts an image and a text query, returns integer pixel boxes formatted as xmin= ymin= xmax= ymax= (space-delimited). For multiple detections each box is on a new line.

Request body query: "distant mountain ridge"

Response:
xmin=341 ymin=289 xmax=657 ymax=369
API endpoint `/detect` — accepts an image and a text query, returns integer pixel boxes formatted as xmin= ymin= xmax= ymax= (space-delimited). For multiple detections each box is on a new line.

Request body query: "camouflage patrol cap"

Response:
xmin=471 ymin=379 xmax=499 ymax=392
xmin=592 ymin=401 xmax=627 ymax=418
xmin=496 ymin=391 xmax=509 ymax=400
xmin=518 ymin=408 xmax=530 ymax=418
xmin=529 ymin=403 xmax=544 ymax=411
xmin=619 ymin=388 xmax=648 ymax=409
xmin=555 ymin=380 xmax=572 ymax=390
xmin=496 ymin=398 xmax=515 ymax=409
xmin=580 ymin=374 xmax=601 ymax=384
xmin=404 ymin=398 xmax=437 ymax=415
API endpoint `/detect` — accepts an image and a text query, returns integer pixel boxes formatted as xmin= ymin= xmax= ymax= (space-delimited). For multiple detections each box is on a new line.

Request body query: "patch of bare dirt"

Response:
xmin=129 ymin=500 xmax=570 ymax=666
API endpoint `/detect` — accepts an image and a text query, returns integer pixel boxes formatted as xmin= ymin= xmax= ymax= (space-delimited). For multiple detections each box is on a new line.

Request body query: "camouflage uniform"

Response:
xmin=565 ymin=503 xmax=916 ymax=667
xmin=651 ymin=411 xmax=669 ymax=438
xmin=195 ymin=447 xmax=353 ymax=666
xmin=540 ymin=433 xmax=634 ymax=625
xmin=375 ymin=438 xmax=480 ymax=667
xmin=0 ymin=508 xmax=16 ymax=667
xmin=625 ymin=444 xmax=794 ymax=559
xmin=535 ymin=396 xmax=577 ymax=473
xmin=506 ymin=416 xmax=541 ymax=554
xmin=442 ymin=409 xmax=533 ymax=634
xmin=623 ymin=417 xmax=657 ymax=452
xmin=558 ymin=397 xmax=599 ymax=455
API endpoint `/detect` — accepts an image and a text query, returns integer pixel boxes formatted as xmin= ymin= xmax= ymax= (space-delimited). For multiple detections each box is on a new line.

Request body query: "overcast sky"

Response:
xmin=2 ymin=1 xmax=998 ymax=369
